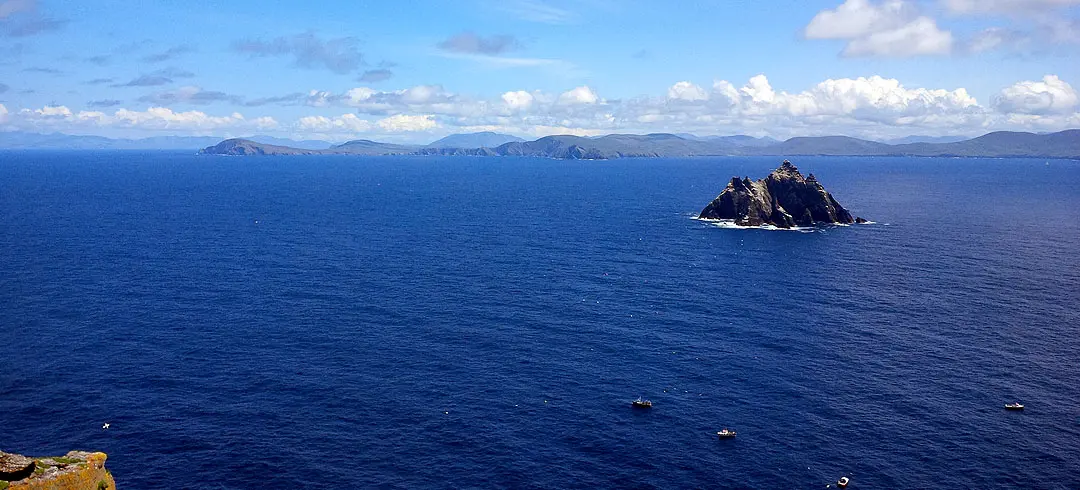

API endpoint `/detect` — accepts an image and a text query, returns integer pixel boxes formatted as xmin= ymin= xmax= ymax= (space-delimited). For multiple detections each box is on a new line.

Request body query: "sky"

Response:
xmin=1 ymin=0 xmax=1078 ymax=143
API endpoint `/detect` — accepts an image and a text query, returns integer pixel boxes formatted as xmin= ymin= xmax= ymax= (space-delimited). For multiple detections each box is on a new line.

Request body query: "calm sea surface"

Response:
xmin=1 ymin=152 xmax=1078 ymax=488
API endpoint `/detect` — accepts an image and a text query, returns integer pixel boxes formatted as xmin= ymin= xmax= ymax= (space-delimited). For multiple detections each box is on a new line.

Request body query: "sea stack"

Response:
xmin=699 ymin=160 xmax=861 ymax=228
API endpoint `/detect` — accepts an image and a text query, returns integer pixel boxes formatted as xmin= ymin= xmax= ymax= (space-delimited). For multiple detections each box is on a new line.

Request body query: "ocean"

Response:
xmin=1 ymin=152 xmax=1078 ymax=488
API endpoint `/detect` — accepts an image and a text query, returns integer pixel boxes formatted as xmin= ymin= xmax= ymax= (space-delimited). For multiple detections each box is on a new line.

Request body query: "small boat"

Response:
xmin=837 ymin=476 xmax=850 ymax=487
xmin=631 ymin=397 xmax=652 ymax=408
xmin=1005 ymin=403 xmax=1024 ymax=410
xmin=716 ymin=428 xmax=736 ymax=438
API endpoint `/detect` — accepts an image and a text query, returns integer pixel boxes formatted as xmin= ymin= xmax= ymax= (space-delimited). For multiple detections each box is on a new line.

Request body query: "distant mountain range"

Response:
xmin=426 ymin=131 xmax=523 ymax=148
xmin=3 ymin=129 xmax=1077 ymax=159
xmin=199 ymin=129 xmax=1080 ymax=159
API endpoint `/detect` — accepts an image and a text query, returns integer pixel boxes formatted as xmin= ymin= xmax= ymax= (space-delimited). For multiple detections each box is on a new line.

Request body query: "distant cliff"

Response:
xmin=699 ymin=160 xmax=862 ymax=228
xmin=0 ymin=450 xmax=115 ymax=490
xmin=199 ymin=130 xmax=1080 ymax=159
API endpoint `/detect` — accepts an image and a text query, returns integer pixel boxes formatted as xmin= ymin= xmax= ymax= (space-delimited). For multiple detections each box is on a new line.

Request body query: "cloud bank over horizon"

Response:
xmin=1 ymin=0 xmax=1078 ymax=143
xmin=2 ymin=74 xmax=1077 ymax=142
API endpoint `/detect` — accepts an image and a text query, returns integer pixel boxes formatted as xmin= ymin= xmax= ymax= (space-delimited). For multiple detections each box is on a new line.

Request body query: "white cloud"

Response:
xmin=252 ymin=116 xmax=279 ymax=130
xmin=806 ymin=0 xmax=914 ymax=39
xmin=112 ymin=107 xmax=250 ymax=131
xmin=668 ymin=81 xmax=709 ymax=101
xmin=345 ymin=87 xmax=376 ymax=102
xmin=306 ymin=90 xmax=335 ymax=108
xmin=399 ymin=85 xmax=444 ymax=104
xmin=942 ymin=0 xmax=1080 ymax=13
xmin=502 ymin=90 xmax=534 ymax=109
xmin=557 ymin=85 xmax=599 ymax=105
xmin=4 ymin=74 xmax=1078 ymax=142
xmin=30 ymin=105 xmax=73 ymax=117
xmin=376 ymin=114 xmax=436 ymax=132
xmin=298 ymin=113 xmax=372 ymax=132
xmin=11 ymin=105 xmax=278 ymax=135
xmin=807 ymin=0 xmax=953 ymax=56
xmin=843 ymin=17 xmax=952 ymax=56
xmin=995 ymin=75 xmax=1078 ymax=114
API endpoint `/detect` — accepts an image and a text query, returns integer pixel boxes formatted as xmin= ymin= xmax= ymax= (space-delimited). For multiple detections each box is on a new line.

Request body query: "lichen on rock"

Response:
xmin=1 ymin=450 xmax=114 ymax=490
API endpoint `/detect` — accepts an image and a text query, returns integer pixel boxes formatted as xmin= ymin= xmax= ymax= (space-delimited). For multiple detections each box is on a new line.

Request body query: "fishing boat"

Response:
xmin=716 ymin=428 xmax=736 ymax=438
xmin=1005 ymin=403 xmax=1024 ymax=410
xmin=837 ymin=476 xmax=850 ymax=487
xmin=631 ymin=397 xmax=652 ymax=408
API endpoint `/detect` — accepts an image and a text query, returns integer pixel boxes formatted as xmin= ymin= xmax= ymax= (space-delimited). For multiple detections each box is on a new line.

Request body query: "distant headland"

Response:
xmin=699 ymin=160 xmax=864 ymax=228
xmin=198 ymin=129 xmax=1080 ymax=160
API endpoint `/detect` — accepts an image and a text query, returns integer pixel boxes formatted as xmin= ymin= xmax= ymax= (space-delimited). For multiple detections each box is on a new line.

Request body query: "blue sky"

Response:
xmin=1 ymin=0 xmax=1078 ymax=142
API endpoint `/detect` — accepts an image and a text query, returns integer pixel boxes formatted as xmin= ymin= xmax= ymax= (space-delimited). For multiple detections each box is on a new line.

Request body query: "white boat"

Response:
xmin=716 ymin=428 xmax=736 ymax=438
xmin=1005 ymin=403 xmax=1024 ymax=410
xmin=631 ymin=397 xmax=652 ymax=408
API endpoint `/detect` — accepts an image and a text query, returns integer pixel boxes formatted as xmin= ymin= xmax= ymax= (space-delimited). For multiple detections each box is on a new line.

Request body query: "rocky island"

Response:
xmin=699 ymin=160 xmax=865 ymax=228
xmin=0 ymin=450 xmax=114 ymax=490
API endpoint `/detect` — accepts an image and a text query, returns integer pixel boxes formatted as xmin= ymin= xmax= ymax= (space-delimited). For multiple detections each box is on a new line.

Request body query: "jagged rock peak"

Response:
xmin=698 ymin=160 xmax=862 ymax=228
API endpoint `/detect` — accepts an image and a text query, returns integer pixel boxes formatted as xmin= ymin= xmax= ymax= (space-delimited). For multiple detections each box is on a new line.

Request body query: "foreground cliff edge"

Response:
xmin=699 ymin=160 xmax=865 ymax=228
xmin=0 ymin=450 xmax=115 ymax=490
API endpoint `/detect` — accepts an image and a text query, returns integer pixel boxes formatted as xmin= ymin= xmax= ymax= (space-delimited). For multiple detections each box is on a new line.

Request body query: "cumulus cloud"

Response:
xmin=298 ymin=113 xmax=372 ymax=133
xmin=293 ymin=113 xmax=436 ymax=137
xmin=5 ymin=74 xmax=1078 ymax=141
xmin=12 ymin=104 xmax=278 ymax=134
xmin=844 ymin=17 xmax=952 ymax=56
xmin=502 ymin=90 xmax=534 ymax=109
xmin=558 ymin=86 xmax=599 ymax=105
xmin=359 ymin=69 xmax=393 ymax=83
xmin=806 ymin=0 xmax=952 ymax=56
xmin=233 ymin=33 xmax=363 ymax=74
xmin=668 ymin=81 xmax=709 ymax=101
xmin=437 ymin=32 xmax=520 ymax=55
xmin=376 ymin=114 xmax=437 ymax=132
xmin=995 ymin=75 xmax=1078 ymax=114
xmin=0 ymin=102 xmax=8 ymax=123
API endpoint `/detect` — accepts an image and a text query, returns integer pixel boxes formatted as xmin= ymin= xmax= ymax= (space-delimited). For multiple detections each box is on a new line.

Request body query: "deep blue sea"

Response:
xmin=1 ymin=152 xmax=1079 ymax=489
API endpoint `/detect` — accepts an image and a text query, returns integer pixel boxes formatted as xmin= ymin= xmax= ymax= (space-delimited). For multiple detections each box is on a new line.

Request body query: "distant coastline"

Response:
xmin=1 ymin=129 xmax=1076 ymax=160
xmin=197 ymin=129 xmax=1080 ymax=160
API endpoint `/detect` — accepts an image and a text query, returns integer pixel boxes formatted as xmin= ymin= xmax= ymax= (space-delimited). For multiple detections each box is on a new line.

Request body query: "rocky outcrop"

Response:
xmin=0 ymin=452 xmax=35 ymax=481
xmin=1 ymin=451 xmax=115 ymax=490
xmin=699 ymin=160 xmax=860 ymax=228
